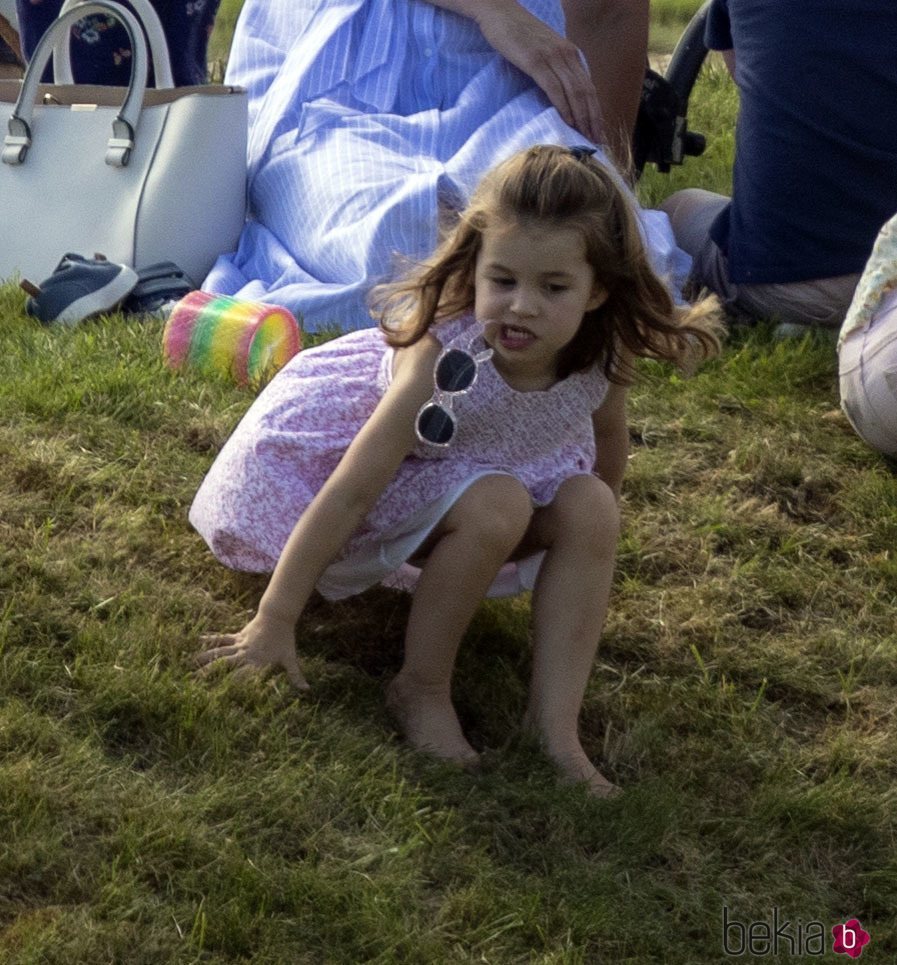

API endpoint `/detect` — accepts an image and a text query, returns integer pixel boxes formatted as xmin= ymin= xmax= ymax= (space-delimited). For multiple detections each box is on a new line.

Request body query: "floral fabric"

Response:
xmin=189 ymin=314 xmax=609 ymax=597
xmin=16 ymin=0 xmax=220 ymax=86
xmin=838 ymin=212 xmax=897 ymax=348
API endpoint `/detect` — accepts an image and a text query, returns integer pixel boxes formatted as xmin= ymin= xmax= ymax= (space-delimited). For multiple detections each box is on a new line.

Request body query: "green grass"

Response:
xmin=3 ymin=10 xmax=897 ymax=965
xmin=649 ymin=0 xmax=707 ymax=55
xmin=207 ymin=0 xmax=244 ymax=77
xmin=638 ymin=63 xmax=738 ymax=206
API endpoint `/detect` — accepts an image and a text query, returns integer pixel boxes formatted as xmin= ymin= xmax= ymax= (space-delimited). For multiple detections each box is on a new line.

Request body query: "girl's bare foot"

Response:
xmin=386 ymin=674 xmax=480 ymax=767
xmin=523 ymin=714 xmax=620 ymax=798
xmin=552 ymin=748 xmax=621 ymax=798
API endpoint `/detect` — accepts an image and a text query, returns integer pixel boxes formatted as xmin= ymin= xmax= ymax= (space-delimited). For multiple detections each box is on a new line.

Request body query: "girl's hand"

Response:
xmin=473 ymin=1 xmax=602 ymax=143
xmin=195 ymin=613 xmax=311 ymax=691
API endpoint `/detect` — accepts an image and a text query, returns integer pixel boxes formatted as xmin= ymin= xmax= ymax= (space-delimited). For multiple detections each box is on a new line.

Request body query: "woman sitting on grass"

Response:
xmin=203 ymin=0 xmax=682 ymax=332
xmin=191 ymin=145 xmax=722 ymax=797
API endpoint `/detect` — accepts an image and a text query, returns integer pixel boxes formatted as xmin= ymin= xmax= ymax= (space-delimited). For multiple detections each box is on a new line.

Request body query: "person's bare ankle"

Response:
xmin=386 ymin=673 xmax=479 ymax=766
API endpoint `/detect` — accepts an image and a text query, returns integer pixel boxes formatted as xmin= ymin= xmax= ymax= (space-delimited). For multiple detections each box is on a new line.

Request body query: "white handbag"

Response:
xmin=0 ymin=0 xmax=246 ymax=285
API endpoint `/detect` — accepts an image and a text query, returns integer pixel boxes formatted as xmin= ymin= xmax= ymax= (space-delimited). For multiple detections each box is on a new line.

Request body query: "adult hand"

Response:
xmin=473 ymin=0 xmax=602 ymax=143
xmin=195 ymin=612 xmax=311 ymax=691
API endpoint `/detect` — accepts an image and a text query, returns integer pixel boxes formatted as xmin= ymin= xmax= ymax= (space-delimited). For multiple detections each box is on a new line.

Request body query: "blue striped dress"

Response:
xmin=203 ymin=0 xmax=689 ymax=332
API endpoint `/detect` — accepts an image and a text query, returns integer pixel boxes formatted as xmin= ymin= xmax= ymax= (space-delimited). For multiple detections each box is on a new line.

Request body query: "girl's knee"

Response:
xmin=545 ymin=475 xmax=620 ymax=552
xmin=452 ymin=475 xmax=533 ymax=550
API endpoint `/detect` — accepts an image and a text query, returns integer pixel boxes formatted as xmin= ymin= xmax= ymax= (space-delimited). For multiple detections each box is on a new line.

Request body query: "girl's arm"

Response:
xmin=591 ymin=380 xmax=629 ymax=500
xmin=196 ymin=334 xmax=443 ymax=688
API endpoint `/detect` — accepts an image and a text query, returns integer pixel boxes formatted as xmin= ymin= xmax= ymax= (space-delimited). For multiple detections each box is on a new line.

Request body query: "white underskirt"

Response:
xmin=316 ymin=470 xmax=546 ymax=601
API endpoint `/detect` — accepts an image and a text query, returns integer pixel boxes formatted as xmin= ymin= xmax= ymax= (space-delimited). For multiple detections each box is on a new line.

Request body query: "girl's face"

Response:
xmin=475 ymin=220 xmax=607 ymax=391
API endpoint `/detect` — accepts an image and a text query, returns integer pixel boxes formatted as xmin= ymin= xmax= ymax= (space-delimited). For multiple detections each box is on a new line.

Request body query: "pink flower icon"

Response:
xmin=832 ymin=919 xmax=871 ymax=958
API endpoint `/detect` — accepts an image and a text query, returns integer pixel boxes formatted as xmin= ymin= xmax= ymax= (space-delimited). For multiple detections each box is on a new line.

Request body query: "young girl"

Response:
xmin=191 ymin=145 xmax=721 ymax=796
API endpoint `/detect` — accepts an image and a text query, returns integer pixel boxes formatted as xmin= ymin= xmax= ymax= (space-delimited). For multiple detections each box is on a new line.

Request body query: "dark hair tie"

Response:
xmin=568 ymin=145 xmax=597 ymax=162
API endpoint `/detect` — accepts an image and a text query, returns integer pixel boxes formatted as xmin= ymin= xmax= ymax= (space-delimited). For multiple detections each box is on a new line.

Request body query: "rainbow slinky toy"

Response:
xmin=163 ymin=292 xmax=302 ymax=386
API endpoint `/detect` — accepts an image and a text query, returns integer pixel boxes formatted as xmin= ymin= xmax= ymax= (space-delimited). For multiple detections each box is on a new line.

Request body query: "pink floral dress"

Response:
xmin=189 ymin=315 xmax=609 ymax=598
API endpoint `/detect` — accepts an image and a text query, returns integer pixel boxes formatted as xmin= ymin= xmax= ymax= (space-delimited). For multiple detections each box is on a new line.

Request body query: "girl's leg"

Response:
xmin=387 ymin=475 xmax=533 ymax=765
xmin=522 ymin=474 xmax=621 ymax=796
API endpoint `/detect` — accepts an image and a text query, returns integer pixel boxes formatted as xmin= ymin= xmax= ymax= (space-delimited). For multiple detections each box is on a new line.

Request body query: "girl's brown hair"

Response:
xmin=373 ymin=145 xmax=721 ymax=382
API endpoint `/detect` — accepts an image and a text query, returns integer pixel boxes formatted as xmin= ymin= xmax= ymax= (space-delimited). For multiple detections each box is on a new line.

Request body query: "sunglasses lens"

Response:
xmin=416 ymin=403 xmax=455 ymax=445
xmin=435 ymin=349 xmax=477 ymax=392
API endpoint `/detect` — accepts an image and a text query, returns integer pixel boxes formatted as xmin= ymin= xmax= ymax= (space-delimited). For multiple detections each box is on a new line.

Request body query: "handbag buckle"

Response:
xmin=2 ymin=116 xmax=31 ymax=165
xmin=105 ymin=118 xmax=135 ymax=167
xmin=2 ymin=134 xmax=31 ymax=166
xmin=105 ymin=137 xmax=134 ymax=167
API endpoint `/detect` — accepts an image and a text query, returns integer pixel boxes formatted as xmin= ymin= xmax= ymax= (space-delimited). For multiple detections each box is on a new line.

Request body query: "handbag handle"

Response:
xmin=2 ymin=0 xmax=148 ymax=168
xmin=53 ymin=0 xmax=174 ymax=89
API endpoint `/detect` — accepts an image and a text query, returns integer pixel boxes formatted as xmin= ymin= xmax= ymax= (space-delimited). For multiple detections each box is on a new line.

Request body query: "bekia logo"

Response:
xmin=722 ymin=906 xmax=871 ymax=958
xmin=832 ymin=919 xmax=871 ymax=959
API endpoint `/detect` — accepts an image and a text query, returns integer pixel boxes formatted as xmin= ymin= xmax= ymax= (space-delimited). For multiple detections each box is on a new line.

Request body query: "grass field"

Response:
xmin=3 ymin=4 xmax=897 ymax=964
xmin=647 ymin=0 xmax=707 ymax=54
